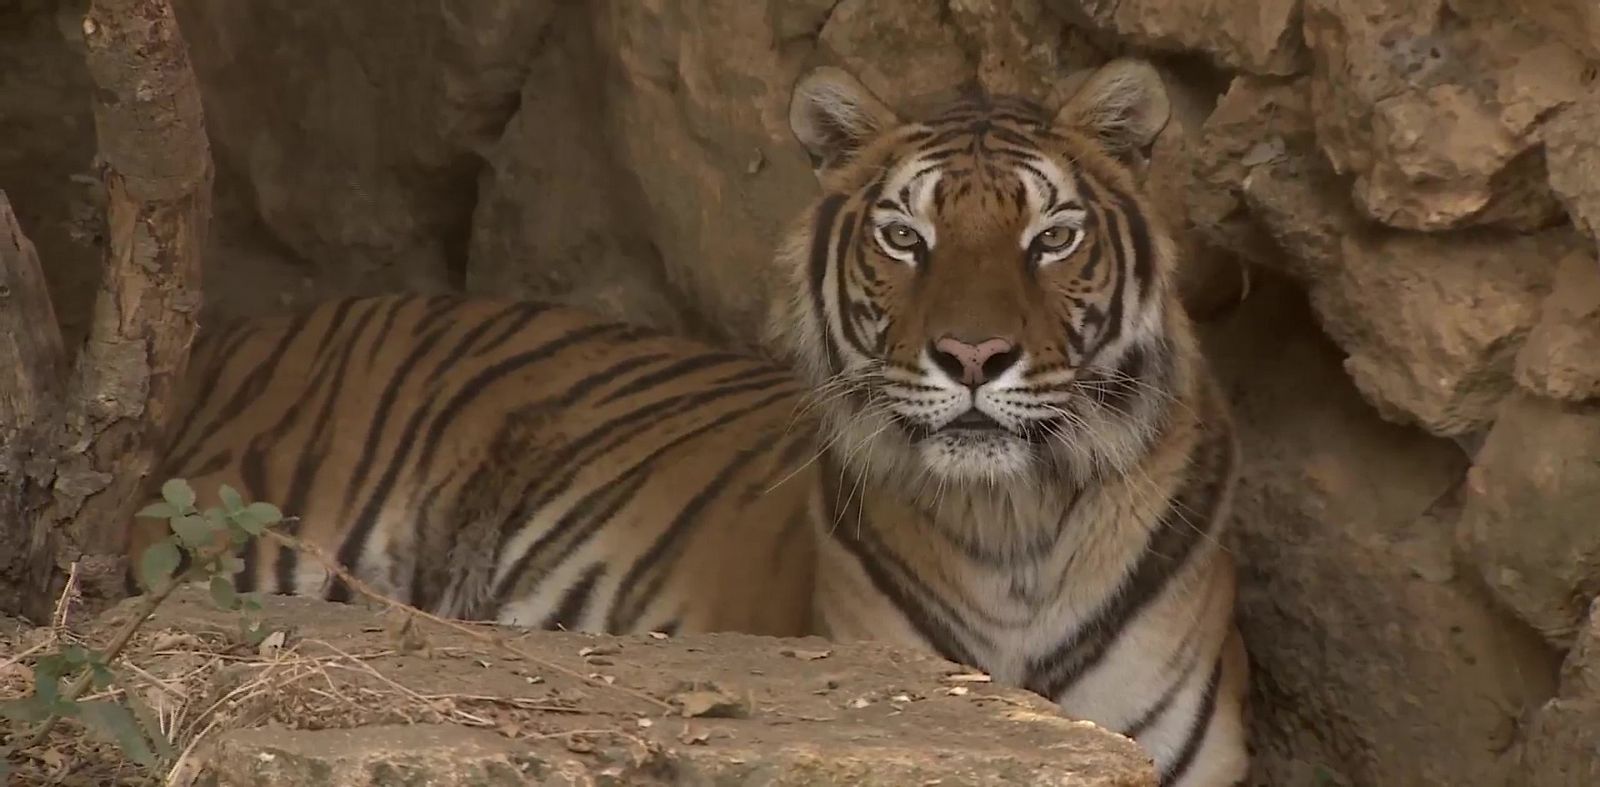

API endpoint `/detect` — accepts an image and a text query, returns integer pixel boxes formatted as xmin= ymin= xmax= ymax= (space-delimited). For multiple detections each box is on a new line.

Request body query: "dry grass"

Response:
xmin=0 ymin=531 xmax=672 ymax=786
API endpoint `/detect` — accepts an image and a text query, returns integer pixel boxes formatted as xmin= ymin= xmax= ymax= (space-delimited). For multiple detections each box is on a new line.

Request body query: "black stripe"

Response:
xmin=472 ymin=302 xmax=556 ymax=357
xmin=364 ymin=297 xmax=411 ymax=366
xmin=1124 ymin=636 xmax=1204 ymax=739
xmin=328 ymin=323 xmax=631 ymax=602
xmin=809 ymin=195 xmax=847 ymax=374
xmin=607 ymin=442 xmax=769 ymax=632
xmin=337 ymin=322 xmax=454 ymax=517
xmin=542 ymin=563 xmax=606 ymax=631
xmin=1024 ymin=424 xmax=1235 ymax=699
xmin=1161 ymin=656 xmax=1223 ymax=786
xmin=490 ymin=463 xmax=652 ymax=617
xmin=433 ymin=303 xmax=532 ymax=369
xmin=409 ymin=295 xmax=465 ymax=338
xmin=597 ymin=352 xmax=745 ymax=405
xmin=165 ymin=310 xmax=315 ymax=472
xmin=494 ymin=378 xmax=796 ymax=556
xmin=489 ymin=386 xmax=794 ymax=611
xmin=272 ymin=301 xmax=386 ymax=596
xmin=820 ymin=456 xmax=986 ymax=667
xmin=833 ymin=210 xmax=873 ymax=358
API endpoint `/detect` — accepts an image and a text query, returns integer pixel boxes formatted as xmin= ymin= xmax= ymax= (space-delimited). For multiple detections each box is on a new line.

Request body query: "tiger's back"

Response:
xmin=127 ymin=294 xmax=818 ymax=636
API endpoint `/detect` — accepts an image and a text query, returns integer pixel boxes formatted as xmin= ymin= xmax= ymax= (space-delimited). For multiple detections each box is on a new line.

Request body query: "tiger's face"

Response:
xmin=778 ymin=60 xmax=1181 ymax=487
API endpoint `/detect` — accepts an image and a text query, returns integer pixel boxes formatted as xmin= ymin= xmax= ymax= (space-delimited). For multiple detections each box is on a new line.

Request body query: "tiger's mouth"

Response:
xmin=942 ymin=409 xmax=1003 ymax=432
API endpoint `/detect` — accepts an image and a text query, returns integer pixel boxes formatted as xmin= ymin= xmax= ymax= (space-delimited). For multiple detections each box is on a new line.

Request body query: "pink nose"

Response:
xmin=932 ymin=335 xmax=1018 ymax=386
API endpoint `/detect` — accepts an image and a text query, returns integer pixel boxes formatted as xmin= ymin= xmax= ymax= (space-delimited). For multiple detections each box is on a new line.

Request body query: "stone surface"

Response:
xmin=172 ymin=0 xmax=556 ymax=294
xmin=1508 ymin=0 xmax=1600 ymax=62
xmin=1515 ymin=245 xmax=1600 ymax=402
xmin=1544 ymin=84 xmax=1600 ymax=249
xmin=1315 ymin=229 xmax=1562 ymax=436
xmin=1303 ymin=0 xmax=1584 ymax=231
xmin=1458 ymin=394 xmax=1600 ymax=646
xmin=1190 ymin=73 xmax=1572 ymax=436
xmin=465 ymin=4 xmax=690 ymax=335
xmin=1042 ymin=0 xmax=1307 ymax=76
xmin=1202 ymin=274 xmax=1558 ymax=787
xmin=1520 ymin=599 xmax=1600 ymax=786
xmin=103 ymin=591 xmax=1157 ymax=787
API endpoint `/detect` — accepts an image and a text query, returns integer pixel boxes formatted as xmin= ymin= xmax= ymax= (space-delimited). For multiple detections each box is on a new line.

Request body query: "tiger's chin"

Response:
xmin=915 ymin=430 xmax=1037 ymax=485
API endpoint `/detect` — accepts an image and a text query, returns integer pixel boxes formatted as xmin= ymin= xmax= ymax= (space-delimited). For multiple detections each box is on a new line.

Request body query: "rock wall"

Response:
xmin=2 ymin=0 xmax=1597 ymax=784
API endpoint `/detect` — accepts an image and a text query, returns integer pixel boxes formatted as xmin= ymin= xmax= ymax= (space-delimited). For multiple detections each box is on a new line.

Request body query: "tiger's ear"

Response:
xmin=1054 ymin=59 xmax=1171 ymax=157
xmin=789 ymin=66 xmax=901 ymax=173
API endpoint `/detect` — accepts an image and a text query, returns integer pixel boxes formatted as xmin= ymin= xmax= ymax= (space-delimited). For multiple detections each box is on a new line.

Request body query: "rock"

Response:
xmin=109 ymin=590 xmax=1158 ymax=787
xmin=1303 ymin=0 xmax=1584 ymax=231
xmin=200 ymin=719 xmax=1154 ymax=786
xmin=945 ymin=0 xmax=1111 ymax=102
xmin=1507 ymin=0 xmax=1600 ymax=61
xmin=172 ymin=1 xmax=556 ymax=293
xmin=1041 ymin=0 xmax=1307 ymax=76
xmin=465 ymin=4 xmax=690 ymax=333
xmin=1515 ymin=245 xmax=1600 ymax=402
xmin=1187 ymin=75 xmax=1329 ymax=275
xmin=1458 ymin=393 xmax=1600 ymax=646
xmin=1544 ymin=85 xmax=1600 ymax=249
xmin=1520 ymin=599 xmax=1600 ymax=786
xmin=1201 ymin=273 xmax=1557 ymax=787
xmin=594 ymin=0 xmax=825 ymax=345
xmin=1314 ymin=228 xmax=1562 ymax=436
xmin=1191 ymin=74 xmax=1569 ymax=435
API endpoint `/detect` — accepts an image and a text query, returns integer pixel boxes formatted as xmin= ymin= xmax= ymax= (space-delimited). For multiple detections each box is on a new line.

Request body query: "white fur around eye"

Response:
xmin=873 ymin=220 xmax=926 ymax=265
xmin=1032 ymin=226 xmax=1085 ymax=266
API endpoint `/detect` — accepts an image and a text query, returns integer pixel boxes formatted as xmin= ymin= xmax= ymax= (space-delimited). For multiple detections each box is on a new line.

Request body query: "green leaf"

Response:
xmin=209 ymin=575 xmax=238 ymax=611
xmin=170 ymin=514 xmax=214 ymax=549
xmin=236 ymin=502 xmax=283 ymax=531
xmin=239 ymin=592 xmax=263 ymax=611
xmin=160 ymin=478 xmax=197 ymax=512
xmin=77 ymin=700 xmax=158 ymax=768
xmin=0 ymin=694 xmax=53 ymax=724
xmin=89 ymin=663 xmax=115 ymax=691
xmin=240 ymin=618 xmax=269 ymax=647
xmin=219 ymin=484 xmax=244 ymax=513
xmin=139 ymin=540 xmax=182 ymax=590
xmin=136 ymin=502 xmax=177 ymax=520
xmin=62 ymin=645 xmax=89 ymax=665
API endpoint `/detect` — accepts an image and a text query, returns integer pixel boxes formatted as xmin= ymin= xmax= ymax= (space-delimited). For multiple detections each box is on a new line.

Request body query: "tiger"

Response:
xmin=125 ymin=59 xmax=1248 ymax=786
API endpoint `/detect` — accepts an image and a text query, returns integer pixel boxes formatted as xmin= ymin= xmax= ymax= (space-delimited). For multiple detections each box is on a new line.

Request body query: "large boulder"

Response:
xmin=1302 ymin=0 xmax=1585 ymax=231
xmin=1521 ymin=599 xmax=1600 ymax=786
xmin=1458 ymin=393 xmax=1600 ymax=647
xmin=1201 ymin=274 xmax=1557 ymax=787
xmin=172 ymin=0 xmax=556 ymax=294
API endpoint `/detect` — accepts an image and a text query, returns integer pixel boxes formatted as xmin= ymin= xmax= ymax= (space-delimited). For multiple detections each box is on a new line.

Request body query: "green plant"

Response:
xmin=0 ymin=478 xmax=281 ymax=777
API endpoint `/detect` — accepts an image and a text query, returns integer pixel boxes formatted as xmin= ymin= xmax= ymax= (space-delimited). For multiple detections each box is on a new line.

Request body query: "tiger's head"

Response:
xmin=773 ymin=59 xmax=1191 ymax=489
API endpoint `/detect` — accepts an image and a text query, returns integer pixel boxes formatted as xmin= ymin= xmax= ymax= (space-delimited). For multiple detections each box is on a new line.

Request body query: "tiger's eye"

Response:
xmin=883 ymin=223 xmax=923 ymax=251
xmin=1037 ymin=227 xmax=1078 ymax=251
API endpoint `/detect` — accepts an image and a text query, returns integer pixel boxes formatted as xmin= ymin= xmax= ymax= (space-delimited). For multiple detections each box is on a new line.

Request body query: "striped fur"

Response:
xmin=773 ymin=61 xmax=1248 ymax=786
xmin=125 ymin=59 xmax=1246 ymax=786
xmin=125 ymin=296 xmax=818 ymax=636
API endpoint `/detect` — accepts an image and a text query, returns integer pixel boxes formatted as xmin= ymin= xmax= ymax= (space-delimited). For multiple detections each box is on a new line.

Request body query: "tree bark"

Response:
xmin=0 ymin=195 xmax=68 ymax=617
xmin=1 ymin=0 xmax=212 ymax=623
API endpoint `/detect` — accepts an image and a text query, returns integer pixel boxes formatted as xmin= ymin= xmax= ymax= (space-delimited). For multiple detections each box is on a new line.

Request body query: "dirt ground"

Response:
xmin=0 ymin=588 xmax=1155 ymax=786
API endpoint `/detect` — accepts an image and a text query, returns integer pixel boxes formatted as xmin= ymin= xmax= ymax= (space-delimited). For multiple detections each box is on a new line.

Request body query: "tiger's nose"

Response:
xmin=931 ymin=335 xmax=1019 ymax=387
